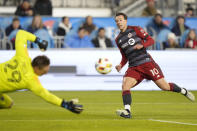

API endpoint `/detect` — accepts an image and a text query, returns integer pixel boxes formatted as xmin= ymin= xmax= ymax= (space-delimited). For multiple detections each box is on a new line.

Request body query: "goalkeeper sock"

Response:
xmin=122 ymin=90 xmax=131 ymax=111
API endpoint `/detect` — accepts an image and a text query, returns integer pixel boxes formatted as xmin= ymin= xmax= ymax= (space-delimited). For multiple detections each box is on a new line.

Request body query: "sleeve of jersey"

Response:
xmin=27 ymin=76 xmax=62 ymax=106
xmin=135 ymin=27 xmax=155 ymax=48
xmin=15 ymin=30 xmax=37 ymax=57
xmin=115 ymin=39 xmax=128 ymax=67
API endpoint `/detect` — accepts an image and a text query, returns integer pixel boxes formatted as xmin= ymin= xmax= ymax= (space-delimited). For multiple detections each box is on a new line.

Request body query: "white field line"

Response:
xmin=1 ymin=119 xmax=197 ymax=125
xmin=149 ymin=119 xmax=197 ymax=126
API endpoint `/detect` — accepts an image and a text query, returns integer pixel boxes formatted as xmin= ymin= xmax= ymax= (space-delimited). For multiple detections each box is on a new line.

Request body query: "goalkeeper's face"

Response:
xmin=34 ymin=65 xmax=50 ymax=76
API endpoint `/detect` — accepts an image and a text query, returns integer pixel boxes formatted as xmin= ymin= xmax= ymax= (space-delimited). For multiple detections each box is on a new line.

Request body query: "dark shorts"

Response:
xmin=124 ymin=61 xmax=164 ymax=86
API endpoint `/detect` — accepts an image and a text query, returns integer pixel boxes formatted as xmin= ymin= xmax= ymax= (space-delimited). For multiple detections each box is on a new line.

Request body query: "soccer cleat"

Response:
xmin=116 ymin=109 xmax=131 ymax=118
xmin=183 ymin=88 xmax=195 ymax=101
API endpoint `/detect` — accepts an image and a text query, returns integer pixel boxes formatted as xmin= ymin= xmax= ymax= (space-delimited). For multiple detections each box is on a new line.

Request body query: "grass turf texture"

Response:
xmin=0 ymin=91 xmax=197 ymax=131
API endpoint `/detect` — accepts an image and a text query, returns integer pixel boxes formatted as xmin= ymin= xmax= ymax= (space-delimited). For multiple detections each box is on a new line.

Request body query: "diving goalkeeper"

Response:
xmin=0 ymin=30 xmax=83 ymax=114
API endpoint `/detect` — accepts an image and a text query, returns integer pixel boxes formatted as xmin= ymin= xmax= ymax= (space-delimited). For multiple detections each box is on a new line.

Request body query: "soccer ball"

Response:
xmin=95 ymin=58 xmax=112 ymax=74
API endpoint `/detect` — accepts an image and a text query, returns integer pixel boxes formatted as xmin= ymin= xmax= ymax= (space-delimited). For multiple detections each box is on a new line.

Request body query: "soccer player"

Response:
xmin=114 ymin=13 xmax=195 ymax=118
xmin=0 ymin=30 xmax=83 ymax=114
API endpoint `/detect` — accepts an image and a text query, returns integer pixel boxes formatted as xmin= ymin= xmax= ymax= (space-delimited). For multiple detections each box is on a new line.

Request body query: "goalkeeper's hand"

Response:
xmin=61 ymin=99 xmax=83 ymax=114
xmin=35 ymin=37 xmax=48 ymax=51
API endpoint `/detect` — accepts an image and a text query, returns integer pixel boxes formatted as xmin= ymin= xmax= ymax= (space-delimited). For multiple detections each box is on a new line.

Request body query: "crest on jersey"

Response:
xmin=140 ymin=28 xmax=148 ymax=36
xmin=128 ymin=33 xmax=132 ymax=38
xmin=119 ymin=39 xmax=122 ymax=43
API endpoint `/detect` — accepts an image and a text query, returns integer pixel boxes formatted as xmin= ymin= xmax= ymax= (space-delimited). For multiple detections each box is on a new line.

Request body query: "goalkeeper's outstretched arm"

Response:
xmin=27 ymin=74 xmax=83 ymax=114
xmin=15 ymin=30 xmax=48 ymax=57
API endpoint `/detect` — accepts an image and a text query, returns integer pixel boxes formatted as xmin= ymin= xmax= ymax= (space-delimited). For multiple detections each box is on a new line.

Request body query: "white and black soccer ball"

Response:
xmin=95 ymin=58 xmax=112 ymax=74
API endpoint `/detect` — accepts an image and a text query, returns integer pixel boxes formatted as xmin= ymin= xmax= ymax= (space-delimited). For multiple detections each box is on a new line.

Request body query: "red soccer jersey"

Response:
xmin=115 ymin=26 xmax=154 ymax=68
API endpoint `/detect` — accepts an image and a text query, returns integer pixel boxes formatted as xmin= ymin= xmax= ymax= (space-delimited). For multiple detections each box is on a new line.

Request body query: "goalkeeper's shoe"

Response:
xmin=182 ymin=88 xmax=195 ymax=101
xmin=35 ymin=37 xmax=48 ymax=51
xmin=116 ymin=109 xmax=131 ymax=118
xmin=61 ymin=99 xmax=83 ymax=114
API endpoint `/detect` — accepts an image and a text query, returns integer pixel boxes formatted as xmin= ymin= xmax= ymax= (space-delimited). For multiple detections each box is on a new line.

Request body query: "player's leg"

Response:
xmin=0 ymin=93 xmax=14 ymax=109
xmin=122 ymin=77 xmax=138 ymax=110
xmin=154 ymin=78 xmax=195 ymax=101
xmin=146 ymin=60 xmax=195 ymax=101
xmin=116 ymin=77 xmax=137 ymax=118
xmin=116 ymin=67 xmax=143 ymax=118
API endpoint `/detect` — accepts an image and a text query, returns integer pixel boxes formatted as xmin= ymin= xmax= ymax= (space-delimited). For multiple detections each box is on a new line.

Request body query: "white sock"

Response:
xmin=124 ymin=104 xmax=130 ymax=111
xmin=181 ymin=88 xmax=187 ymax=95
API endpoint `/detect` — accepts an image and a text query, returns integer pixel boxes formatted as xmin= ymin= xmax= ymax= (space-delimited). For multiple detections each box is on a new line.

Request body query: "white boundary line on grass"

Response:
xmin=149 ymin=119 xmax=197 ymax=126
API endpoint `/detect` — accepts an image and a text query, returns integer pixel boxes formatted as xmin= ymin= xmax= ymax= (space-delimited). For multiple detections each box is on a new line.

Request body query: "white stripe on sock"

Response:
xmin=124 ymin=104 xmax=130 ymax=111
xmin=181 ymin=88 xmax=186 ymax=95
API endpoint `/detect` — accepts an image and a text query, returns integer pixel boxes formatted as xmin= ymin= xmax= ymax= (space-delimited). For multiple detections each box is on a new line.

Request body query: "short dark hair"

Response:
xmin=32 ymin=55 xmax=50 ymax=69
xmin=186 ymin=7 xmax=194 ymax=12
xmin=98 ymin=27 xmax=105 ymax=32
xmin=12 ymin=17 xmax=19 ymax=22
xmin=78 ymin=27 xmax=86 ymax=32
xmin=154 ymin=13 xmax=163 ymax=18
xmin=62 ymin=16 xmax=68 ymax=22
xmin=176 ymin=15 xmax=185 ymax=22
xmin=115 ymin=12 xmax=128 ymax=20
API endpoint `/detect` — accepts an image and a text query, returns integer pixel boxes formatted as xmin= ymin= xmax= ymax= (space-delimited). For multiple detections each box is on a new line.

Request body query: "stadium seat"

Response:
xmin=89 ymin=30 xmax=98 ymax=39
xmin=20 ymin=17 xmax=33 ymax=30
xmin=179 ymin=29 xmax=190 ymax=48
xmin=0 ymin=17 xmax=12 ymax=30
xmin=8 ymin=29 xmax=19 ymax=41
xmin=52 ymin=19 xmax=61 ymax=35
xmin=155 ymin=29 xmax=171 ymax=50
xmin=168 ymin=18 xmax=176 ymax=30
xmin=34 ymin=29 xmax=55 ymax=48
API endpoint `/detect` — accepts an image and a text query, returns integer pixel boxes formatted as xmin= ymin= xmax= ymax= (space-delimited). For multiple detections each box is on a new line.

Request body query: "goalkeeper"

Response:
xmin=0 ymin=30 xmax=83 ymax=114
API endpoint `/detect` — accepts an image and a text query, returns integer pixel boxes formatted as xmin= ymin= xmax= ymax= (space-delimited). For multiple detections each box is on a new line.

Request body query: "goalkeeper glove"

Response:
xmin=35 ymin=37 xmax=48 ymax=51
xmin=61 ymin=99 xmax=83 ymax=114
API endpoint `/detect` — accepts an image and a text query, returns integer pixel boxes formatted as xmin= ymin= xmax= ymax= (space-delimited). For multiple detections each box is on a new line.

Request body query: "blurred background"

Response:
xmin=0 ymin=0 xmax=197 ymax=91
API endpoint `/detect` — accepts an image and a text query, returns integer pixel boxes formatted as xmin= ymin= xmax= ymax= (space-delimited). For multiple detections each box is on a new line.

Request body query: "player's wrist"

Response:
xmin=35 ymin=37 xmax=42 ymax=44
xmin=61 ymin=99 xmax=68 ymax=108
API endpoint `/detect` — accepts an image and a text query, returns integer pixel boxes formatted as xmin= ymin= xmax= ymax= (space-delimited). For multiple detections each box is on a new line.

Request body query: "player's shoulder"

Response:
xmin=128 ymin=25 xmax=143 ymax=31
xmin=115 ymin=32 xmax=121 ymax=42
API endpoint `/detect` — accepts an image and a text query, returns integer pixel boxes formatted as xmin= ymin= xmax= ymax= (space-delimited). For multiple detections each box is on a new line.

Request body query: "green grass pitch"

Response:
xmin=0 ymin=91 xmax=197 ymax=131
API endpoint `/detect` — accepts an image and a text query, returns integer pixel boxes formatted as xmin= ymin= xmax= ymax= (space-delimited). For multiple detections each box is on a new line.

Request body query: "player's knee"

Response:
xmin=8 ymin=101 xmax=14 ymax=108
xmin=122 ymin=78 xmax=136 ymax=90
xmin=0 ymin=101 xmax=13 ymax=109
xmin=122 ymin=82 xmax=134 ymax=90
xmin=122 ymin=84 xmax=130 ymax=91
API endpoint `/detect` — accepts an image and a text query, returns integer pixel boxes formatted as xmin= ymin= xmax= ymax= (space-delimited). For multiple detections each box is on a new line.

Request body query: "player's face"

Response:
xmin=98 ymin=29 xmax=105 ymax=38
xmin=34 ymin=65 xmax=50 ymax=76
xmin=12 ymin=20 xmax=20 ymax=29
xmin=115 ymin=15 xmax=127 ymax=32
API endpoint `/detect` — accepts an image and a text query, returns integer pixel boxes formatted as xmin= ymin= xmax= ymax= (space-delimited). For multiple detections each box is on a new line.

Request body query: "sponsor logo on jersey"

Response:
xmin=121 ymin=42 xmax=128 ymax=48
xmin=121 ymin=38 xmax=136 ymax=48
xmin=128 ymin=38 xmax=135 ymax=46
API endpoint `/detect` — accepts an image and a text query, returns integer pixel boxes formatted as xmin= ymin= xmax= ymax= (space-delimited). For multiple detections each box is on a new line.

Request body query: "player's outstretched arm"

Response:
xmin=15 ymin=30 xmax=48 ymax=57
xmin=28 ymin=77 xmax=83 ymax=114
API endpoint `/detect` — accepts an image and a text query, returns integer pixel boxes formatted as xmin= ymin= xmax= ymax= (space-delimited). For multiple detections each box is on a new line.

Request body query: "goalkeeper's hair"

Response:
xmin=115 ymin=12 xmax=128 ymax=20
xmin=32 ymin=55 xmax=50 ymax=69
